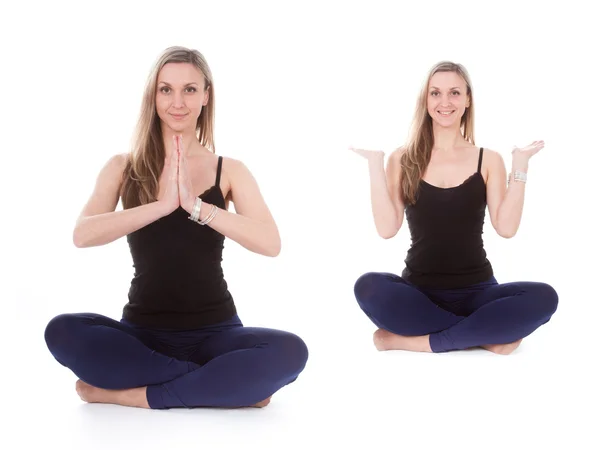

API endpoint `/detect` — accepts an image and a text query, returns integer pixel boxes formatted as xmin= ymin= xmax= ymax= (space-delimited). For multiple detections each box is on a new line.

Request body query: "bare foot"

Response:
xmin=75 ymin=379 xmax=149 ymax=408
xmin=482 ymin=339 xmax=523 ymax=355
xmin=252 ymin=396 xmax=272 ymax=408
xmin=76 ymin=379 xmax=100 ymax=403
xmin=373 ymin=329 xmax=432 ymax=352
xmin=77 ymin=379 xmax=273 ymax=410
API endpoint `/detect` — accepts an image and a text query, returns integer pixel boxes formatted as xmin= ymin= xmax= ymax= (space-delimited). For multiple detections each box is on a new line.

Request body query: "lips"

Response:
xmin=437 ymin=110 xmax=455 ymax=116
xmin=170 ymin=113 xmax=188 ymax=120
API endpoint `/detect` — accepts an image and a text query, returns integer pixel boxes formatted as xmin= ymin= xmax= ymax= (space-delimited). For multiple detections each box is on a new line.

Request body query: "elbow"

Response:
xmin=266 ymin=242 xmax=281 ymax=257
xmin=73 ymin=234 xmax=92 ymax=248
xmin=264 ymin=229 xmax=281 ymax=257
xmin=378 ymin=230 xmax=397 ymax=239
xmin=376 ymin=221 xmax=401 ymax=239
xmin=493 ymin=215 xmax=517 ymax=239
xmin=495 ymin=225 xmax=517 ymax=239
xmin=73 ymin=222 xmax=94 ymax=248
xmin=72 ymin=228 xmax=87 ymax=248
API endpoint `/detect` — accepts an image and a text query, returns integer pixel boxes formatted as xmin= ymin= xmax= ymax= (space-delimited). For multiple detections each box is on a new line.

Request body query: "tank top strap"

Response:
xmin=215 ymin=156 xmax=223 ymax=186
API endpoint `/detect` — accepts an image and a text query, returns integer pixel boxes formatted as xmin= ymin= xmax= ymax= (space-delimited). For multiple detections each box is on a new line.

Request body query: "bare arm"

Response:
xmin=189 ymin=158 xmax=281 ymax=257
xmin=485 ymin=145 xmax=538 ymax=239
xmin=73 ymin=154 xmax=174 ymax=248
xmin=353 ymin=147 xmax=405 ymax=239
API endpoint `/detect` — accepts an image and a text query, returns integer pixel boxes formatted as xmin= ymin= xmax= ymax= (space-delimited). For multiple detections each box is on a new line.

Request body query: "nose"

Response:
xmin=440 ymin=93 xmax=452 ymax=105
xmin=172 ymin=91 xmax=185 ymax=108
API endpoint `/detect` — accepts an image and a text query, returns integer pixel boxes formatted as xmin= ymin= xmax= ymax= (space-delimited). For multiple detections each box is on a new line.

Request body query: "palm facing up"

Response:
xmin=349 ymin=146 xmax=384 ymax=160
xmin=512 ymin=140 xmax=544 ymax=167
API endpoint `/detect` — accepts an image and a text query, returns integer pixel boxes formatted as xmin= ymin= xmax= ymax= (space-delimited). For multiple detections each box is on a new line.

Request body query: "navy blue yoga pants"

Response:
xmin=44 ymin=313 xmax=308 ymax=409
xmin=354 ymin=273 xmax=558 ymax=352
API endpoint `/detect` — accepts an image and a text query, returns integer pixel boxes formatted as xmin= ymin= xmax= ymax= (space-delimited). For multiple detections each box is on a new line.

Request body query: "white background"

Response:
xmin=2 ymin=0 xmax=599 ymax=449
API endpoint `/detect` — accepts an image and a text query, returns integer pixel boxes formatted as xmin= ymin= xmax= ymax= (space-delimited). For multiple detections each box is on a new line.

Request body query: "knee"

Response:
xmin=271 ymin=332 xmax=309 ymax=379
xmin=354 ymin=272 xmax=385 ymax=306
xmin=528 ymin=283 xmax=559 ymax=319
xmin=538 ymin=283 xmax=559 ymax=316
xmin=285 ymin=333 xmax=309 ymax=375
xmin=44 ymin=313 xmax=83 ymax=355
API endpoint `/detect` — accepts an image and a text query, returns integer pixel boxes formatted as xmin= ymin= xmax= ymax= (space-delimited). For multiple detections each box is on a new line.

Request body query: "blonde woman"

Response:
xmin=352 ymin=62 xmax=558 ymax=355
xmin=44 ymin=46 xmax=308 ymax=409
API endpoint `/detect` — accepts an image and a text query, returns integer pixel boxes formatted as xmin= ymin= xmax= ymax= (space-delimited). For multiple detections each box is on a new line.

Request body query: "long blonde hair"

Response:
xmin=121 ymin=46 xmax=215 ymax=209
xmin=400 ymin=61 xmax=475 ymax=205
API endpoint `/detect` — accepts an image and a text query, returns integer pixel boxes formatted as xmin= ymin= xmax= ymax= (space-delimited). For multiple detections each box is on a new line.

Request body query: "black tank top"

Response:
xmin=122 ymin=156 xmax=236 ymax=329
xmin=401 ymin=148 xmax=493 ymax=289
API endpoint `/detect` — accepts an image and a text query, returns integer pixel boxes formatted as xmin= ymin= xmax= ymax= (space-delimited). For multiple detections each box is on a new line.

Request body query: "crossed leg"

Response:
xmin=354 ymin=272 xmax=558 ymax=354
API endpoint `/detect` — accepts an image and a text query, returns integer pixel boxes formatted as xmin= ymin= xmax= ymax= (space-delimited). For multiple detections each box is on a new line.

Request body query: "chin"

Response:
xmin=435 ymin=120 xmax=460 ymax=128
xmin=169 ymin=121 xmax=187 ymax=130
xmin=164 ymin=121 xmax=190 ymax=133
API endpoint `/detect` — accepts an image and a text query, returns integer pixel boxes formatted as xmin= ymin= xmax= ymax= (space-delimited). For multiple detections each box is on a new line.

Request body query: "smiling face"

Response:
xmin=155 ymin=62 xmax=209 ymax=134
xmin=426 ymin=71 xmax=470 ymax=129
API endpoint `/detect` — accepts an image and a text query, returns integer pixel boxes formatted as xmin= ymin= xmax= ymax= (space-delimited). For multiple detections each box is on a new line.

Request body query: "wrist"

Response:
xmin=187 ymin=201 xmax=218 ymax=226
xmin=199 ymin=202 xmax=212 ymax=221
xmin=368 ymin=155 xmax=385 ymax=172
xmin=508 ymin=169 xmax=528 ymax=184
xmin=511 ymin=159 xmax=529 ymax=173
xmin=156 ymin=200 xmax=174 ymax=217
xmin=182 ymin=198 xmax=195 ymax=215
xmin=369 ymin=152 xmax=385 ymax=164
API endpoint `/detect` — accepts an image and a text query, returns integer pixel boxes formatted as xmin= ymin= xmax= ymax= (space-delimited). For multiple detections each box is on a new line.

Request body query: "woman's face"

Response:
xmin=155 ymin=62 xmax=209 ymax=134
xmin=427 ymin=71 xmax=470 ymax=128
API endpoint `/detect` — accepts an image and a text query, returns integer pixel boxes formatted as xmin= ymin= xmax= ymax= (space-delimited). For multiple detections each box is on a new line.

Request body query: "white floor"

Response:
xmin=6 ymin=302 xmax=597 ymax=450
xmin=5 ymin=2 xmax=599 ymax=448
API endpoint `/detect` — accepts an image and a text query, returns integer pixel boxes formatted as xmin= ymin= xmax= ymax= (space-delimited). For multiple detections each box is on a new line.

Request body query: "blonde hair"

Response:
xmin=121 ymin=46 xmax=215 ymax=209
xmin=400 ymin=61 xmax=475 ymax=205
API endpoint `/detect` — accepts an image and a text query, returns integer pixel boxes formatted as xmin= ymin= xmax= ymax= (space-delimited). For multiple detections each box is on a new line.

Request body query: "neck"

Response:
xmin=432 ymin=123 xmax=465 ymax=152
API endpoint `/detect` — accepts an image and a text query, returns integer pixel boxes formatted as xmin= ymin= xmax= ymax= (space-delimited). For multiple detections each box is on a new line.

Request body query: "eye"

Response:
xmin=430 ymin=91 xmax=439 ymax=96
xmin=451 ymin=91 xmax=460 ymax=96
xmin=185 ymin=87 xmax=197 ymax=93
xmin=159 ymin=86 xmax=170 ymax=94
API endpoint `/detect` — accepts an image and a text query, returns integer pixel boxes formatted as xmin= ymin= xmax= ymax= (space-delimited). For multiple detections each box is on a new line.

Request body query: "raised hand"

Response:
xmin=157 ymin=142 xmax=180 ymax=215
xmin=511 ymin=140 xmax=544 ymax=169
xmin=350 ymin=146 xmax=385 ymax=161
xmin=175 ymin=135 xmax=196 ymax=214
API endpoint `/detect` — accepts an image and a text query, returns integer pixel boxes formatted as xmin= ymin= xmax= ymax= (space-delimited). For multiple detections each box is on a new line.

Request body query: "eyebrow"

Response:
xmin=430 ymin=86 xmax=462 ymax=90
xmin=157 ymin=81 xmax=199 ymax=86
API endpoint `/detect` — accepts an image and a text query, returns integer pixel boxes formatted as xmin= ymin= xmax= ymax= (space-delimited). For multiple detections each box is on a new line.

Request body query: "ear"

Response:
xmin=203 ymin=86 xmax=210 ymax=106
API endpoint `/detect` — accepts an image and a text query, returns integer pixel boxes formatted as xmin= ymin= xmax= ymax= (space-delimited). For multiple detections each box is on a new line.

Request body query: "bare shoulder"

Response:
xmin=220 ymin=155 xmax=243 ymax=169
xmin=217 ymin=156 xmax=258 ymax=203
xmin=388 ymin=146 xmax=407 ymax=169
xmin=481 ymin=147 xmax=502 ymax=159
xmin=220 ymin=156 xmax=254 ymax=179
xmin=218 ymin=156 xmax=273 ymax=218
xmin=96 ymin=153 xmax=129 ymax=196
xmin=103 ymin=152 xmax=129 ymax=175
xmin=481 ymin=147 xmax=505 ymax=166
xmin=94 ymin=153 xmax=129 ymax=186
xmin=480 ymin=148 xmax=506 ymax=182
xmin=390 ymin=146 xmax=407 ymax=160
